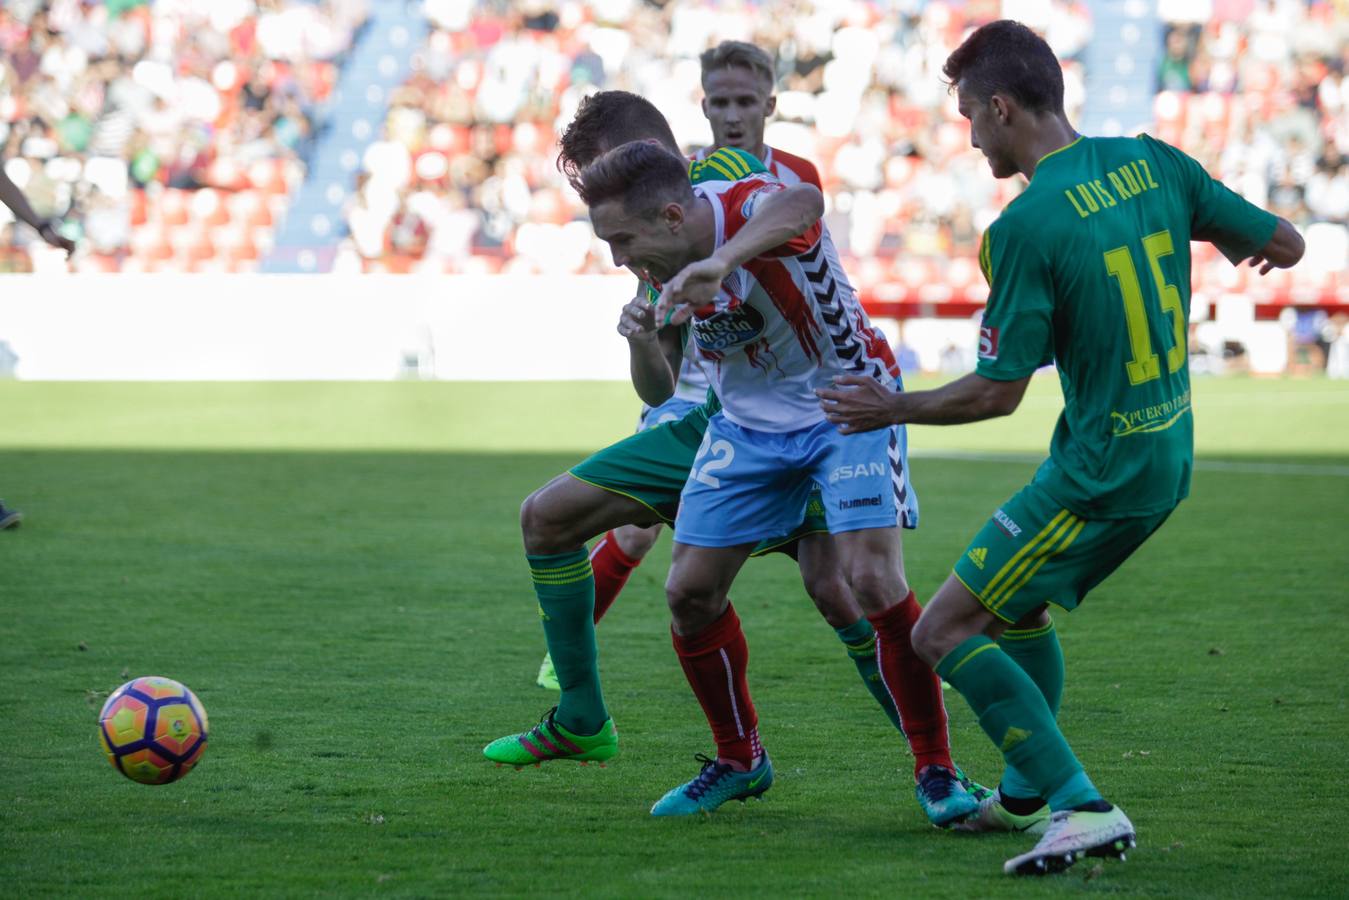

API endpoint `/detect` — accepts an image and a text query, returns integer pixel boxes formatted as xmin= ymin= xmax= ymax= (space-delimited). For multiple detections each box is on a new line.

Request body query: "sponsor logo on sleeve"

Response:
xmin=993 ymin=508 xmax=1021 ymax=537
xmin=978 ymin=324 xmax=1000 ymax=361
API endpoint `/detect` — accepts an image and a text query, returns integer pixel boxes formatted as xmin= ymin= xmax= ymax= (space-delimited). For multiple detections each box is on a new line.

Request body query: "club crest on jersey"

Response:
xmin=692 ymin=303 xmax=766 ymax=352
xmin=741 ymin=183 xmax=784 ymax=220
xmin=978 ymin=324 xmax=999 ymax=361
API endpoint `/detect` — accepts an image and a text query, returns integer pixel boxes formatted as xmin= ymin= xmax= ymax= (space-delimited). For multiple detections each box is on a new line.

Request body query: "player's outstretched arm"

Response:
xmin=1243 ymin=218 xmax=1304 ymax=275
xmin=0 ymin=163 xmax=75 ymax=256
xmin=655 ymin=183 xmax=824 ymax=325
xmin=818 ymin=372 xmax=1031 ymax=433
xmin=618 ymin=291 xmax=680 ymax=406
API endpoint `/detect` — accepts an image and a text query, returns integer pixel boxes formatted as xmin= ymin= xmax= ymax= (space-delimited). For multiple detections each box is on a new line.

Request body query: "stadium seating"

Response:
xmin=1 ymin=1 xmax=1343 ymax=321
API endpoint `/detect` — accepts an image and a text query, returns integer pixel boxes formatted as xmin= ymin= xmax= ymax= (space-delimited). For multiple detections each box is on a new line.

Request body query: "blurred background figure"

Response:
xmin=0 ymin=1 xmax=1342 ymax=373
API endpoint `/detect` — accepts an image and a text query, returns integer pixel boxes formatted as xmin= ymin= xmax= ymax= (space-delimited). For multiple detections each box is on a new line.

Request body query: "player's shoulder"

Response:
xmin=689 ymin=146 xmax=768 ymax=184
xmin=766 ymin=146 xmax=822 ymax=188
xmin=697 ymin=171 xmax=778 ymax=199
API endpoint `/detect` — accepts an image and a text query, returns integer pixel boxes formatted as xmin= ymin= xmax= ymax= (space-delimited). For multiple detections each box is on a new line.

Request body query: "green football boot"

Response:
xmin=650 ymin=754 xmax=773 ymax=816
xmin=483 ymin=708 xmax=617 ymax=767
xmin=1003 ymin=804 xmax=1135 ymax=875
xmin=955 ymin=788 xmax=1052 ymax=835
xmin=536 ymin=652 xmax=559 ymax=691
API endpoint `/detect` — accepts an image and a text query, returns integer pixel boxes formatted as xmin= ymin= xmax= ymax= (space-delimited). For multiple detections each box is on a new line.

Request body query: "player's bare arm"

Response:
xmin=1243 ymin=218 xmax=1305 ymax=274
xmin=655 ymin=183 xmax=824 ymax=325
xmin=818 ymin=372 xmax=1031 ymax=434
xmin=618 ymin=291 xmax=682 ymax=406
xmin=0 ymin=165 xmax=76 ymax=257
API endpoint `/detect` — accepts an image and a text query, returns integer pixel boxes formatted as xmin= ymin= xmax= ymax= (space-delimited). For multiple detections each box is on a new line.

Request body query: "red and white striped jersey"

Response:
xmin=693 ymin=145 xmax=823 ymax=191
xmin=685 ymin=175 xmax=898 ymax=433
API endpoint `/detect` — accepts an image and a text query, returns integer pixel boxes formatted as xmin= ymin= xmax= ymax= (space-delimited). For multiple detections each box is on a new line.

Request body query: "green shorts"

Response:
xmin=952 ymin=482 xmax=1174 ymax=625
xmin=567 ymin=402 xmax=827 ymax=555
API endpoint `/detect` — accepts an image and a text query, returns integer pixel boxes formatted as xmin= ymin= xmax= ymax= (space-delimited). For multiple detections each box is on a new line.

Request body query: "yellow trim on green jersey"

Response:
xmin=1034 ymin=135 xmax=1084 ymax=170
xmin=978 ymin=230 xmax=993 ymax=287
xmin=687 ymin=146 xmax=766 ymax=185
xmin=566 ymin=471 xmax=676 ymax=526
xmin=989 ymin=517 xmax=1086 ymax=613
xmin=982 ymin=509 xmax=1072 ymax=601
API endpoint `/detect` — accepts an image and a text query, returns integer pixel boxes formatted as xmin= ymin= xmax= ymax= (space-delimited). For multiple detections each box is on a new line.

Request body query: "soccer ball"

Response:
xmin=98 ymin=676 xmax=209 ymax=785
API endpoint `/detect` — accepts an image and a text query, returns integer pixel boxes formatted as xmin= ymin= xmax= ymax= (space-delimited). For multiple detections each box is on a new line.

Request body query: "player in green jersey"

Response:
xmin=817 ymin=20 xmax=1304 ymax=875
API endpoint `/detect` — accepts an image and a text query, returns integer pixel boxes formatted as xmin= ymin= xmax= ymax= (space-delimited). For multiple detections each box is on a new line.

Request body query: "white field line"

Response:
xmin=910 ymin=450 xmax=1349 ymax=477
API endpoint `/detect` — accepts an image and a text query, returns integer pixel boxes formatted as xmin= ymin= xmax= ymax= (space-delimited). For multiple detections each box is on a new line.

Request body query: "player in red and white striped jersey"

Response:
xmin=694 ymin=41 xmax=824 ymax=191
xmin=578 ymin=141 xmax=974 ymax=819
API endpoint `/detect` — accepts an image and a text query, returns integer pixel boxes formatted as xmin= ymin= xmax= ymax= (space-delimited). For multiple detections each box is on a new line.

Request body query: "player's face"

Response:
xmin=590 ymin=199 xmax=687 ymax=283
xmin=957 ymin=82 xmax=1018 ymax=179
xmin=702 ymin=67 xmax=775 ymax=153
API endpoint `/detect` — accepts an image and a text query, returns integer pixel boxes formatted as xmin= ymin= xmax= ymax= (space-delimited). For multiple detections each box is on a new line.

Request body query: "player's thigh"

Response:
xmin=521 ymin=473 xmax=660 ymax=551
xmin=666 ymin=541 xmax=755 ymax=633
xmin=951 ymin=483 xmax=1175 ymax=626
xmin=673 ymin=415 xmax=813 ymax=548
xmin=568 ymin=409 xmax=709 ymax=526
xmin=793 ymin=531 xmax=865 ymax=626
xmin=811 ymin=423 xmax=904 ymax=536
xmin=832 ymin=525 xmax=907 ymax=611
xmin=912 ymin=574 xmax=1010 ymax=666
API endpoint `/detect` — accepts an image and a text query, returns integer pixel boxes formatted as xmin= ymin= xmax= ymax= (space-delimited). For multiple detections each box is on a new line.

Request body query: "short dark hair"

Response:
xmin=557 ymin=91 xmax=679 ymax=186
xmin=943 ymin=20 xmax=1064 ymax=114
xmin=700 ymin=41 xmax=775 ymax=89
xmin=576 ymin=140 xmax=694 ymax=218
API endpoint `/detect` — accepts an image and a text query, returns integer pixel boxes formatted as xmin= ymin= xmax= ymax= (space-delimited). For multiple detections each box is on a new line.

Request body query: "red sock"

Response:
xmin=588 ymin=531 xmax=640 ymax=624
xmin=671 ymin=603 xmax=760 ymax=770
xmin=868 ymin=592 xmax=954 ymax=778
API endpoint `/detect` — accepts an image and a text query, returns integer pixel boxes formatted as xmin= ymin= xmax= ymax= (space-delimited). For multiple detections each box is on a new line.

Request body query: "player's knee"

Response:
xmin=909 ymin=614 xmax=946 ymax=667
xmin=802 ymin=573 xmax=857 ymax=628
xmin=664 ymin=576 xmax=723 ymax=632
xmin=520 ymin=489 xmax=574 ymax=552
xmin=846 ymin=567 xmax=910 ymax=615
xmin=616 ymin=524 xmax=660 ymax=560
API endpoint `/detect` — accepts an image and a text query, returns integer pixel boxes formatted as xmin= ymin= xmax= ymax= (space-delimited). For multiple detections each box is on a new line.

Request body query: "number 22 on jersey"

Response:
xmin=691 ymin=431 xmax=735 ymax=488
xmin=1104 ymin=229 xmax=1186 ymax=386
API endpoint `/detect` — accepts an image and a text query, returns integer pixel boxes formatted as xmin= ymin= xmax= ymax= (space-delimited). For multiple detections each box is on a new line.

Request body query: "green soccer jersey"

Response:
xmin=975 ymin=134 xmax=1277 ymax=518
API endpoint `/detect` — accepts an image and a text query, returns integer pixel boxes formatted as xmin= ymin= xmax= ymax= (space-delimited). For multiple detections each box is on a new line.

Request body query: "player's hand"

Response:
xmin=817 ymin=374 xmax=902 ymax=434
xmin=617 ymin=295 xmax=659 ymax=342
xmin=655 ymin=257 xmax=729 ymax=327
xmin=38 ymin=222 xmax=75 ymax=258
xmin=1245 ymin=254 xmax=1277 ymax=275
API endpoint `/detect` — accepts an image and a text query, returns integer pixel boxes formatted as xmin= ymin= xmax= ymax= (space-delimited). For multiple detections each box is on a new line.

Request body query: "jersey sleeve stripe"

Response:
xmin=701 ymin=157 xmax=739 ymax=181
xmin=712 ymin=149 xmax=750 ymax=178
xmin=978 ymin=232 xmax=993 ymax=287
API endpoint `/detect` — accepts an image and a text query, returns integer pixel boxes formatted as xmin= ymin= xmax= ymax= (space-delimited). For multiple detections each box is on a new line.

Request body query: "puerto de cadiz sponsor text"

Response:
xmin=1110 ymin=388 xmax=1192 ymax=437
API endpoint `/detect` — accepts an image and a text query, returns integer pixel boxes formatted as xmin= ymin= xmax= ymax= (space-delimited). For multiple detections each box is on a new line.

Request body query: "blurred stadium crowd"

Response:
xmin=0 ymin=1 xmax=1344 ymax=331
xmin=0 ymin=0 xmax=366 ymax=273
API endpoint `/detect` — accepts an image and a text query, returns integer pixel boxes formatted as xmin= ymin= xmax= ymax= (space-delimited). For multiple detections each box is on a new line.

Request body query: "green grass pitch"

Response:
xmin=2 ymin=376 xmax=1347 ymax=897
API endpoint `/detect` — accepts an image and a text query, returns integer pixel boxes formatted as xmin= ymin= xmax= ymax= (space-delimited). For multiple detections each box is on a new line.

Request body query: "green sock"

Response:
xmin=527 ymin=550 xmax=608 ymax=735
xmin=835 ymin=618 xmax=903 ymax=733
xmin=997 ymin=620 xmax=1065 ymax=800
xmin=937 ymin=635 xmax=1100 ymax=810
